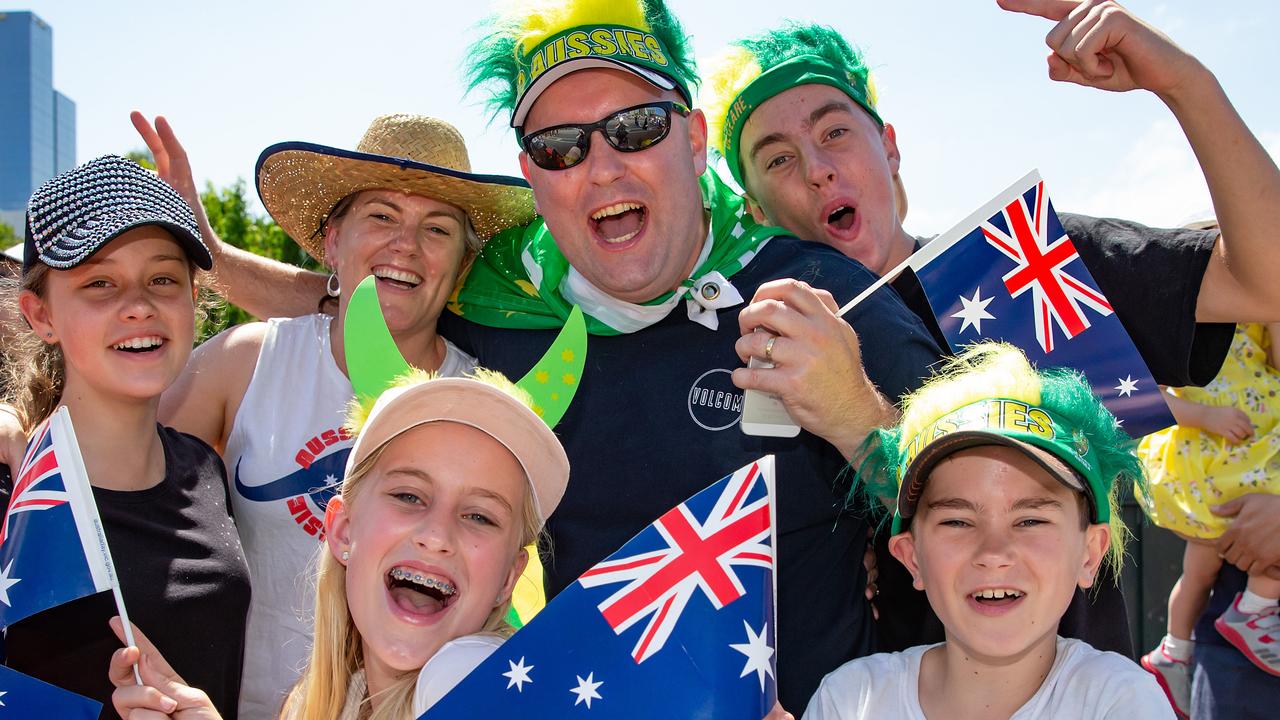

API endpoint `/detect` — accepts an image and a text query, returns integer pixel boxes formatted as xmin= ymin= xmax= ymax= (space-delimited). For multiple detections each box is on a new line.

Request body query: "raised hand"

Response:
xmin=129 ymin=112 xmax=219 ymax=255
xmin=997 ymin=0 xmax=1203 ymax=97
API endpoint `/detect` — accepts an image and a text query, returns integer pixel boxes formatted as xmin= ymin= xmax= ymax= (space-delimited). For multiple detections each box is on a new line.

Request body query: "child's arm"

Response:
xmin=1162 ymin=387 xmax=1254 ymax=444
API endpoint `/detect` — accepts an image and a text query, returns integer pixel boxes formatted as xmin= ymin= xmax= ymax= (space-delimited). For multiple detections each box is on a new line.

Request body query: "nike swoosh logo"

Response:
xmin=233 ymin=449 xmax=350 ymax=507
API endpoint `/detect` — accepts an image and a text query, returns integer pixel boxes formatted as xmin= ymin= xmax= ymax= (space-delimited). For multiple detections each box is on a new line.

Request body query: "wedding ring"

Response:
xmin=764 ymin=336 xmax=777 ymax=363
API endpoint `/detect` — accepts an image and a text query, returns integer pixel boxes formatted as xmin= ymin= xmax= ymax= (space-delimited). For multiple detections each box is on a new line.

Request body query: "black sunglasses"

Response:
xmin=520 ymin=101 xmax=691 ymax=171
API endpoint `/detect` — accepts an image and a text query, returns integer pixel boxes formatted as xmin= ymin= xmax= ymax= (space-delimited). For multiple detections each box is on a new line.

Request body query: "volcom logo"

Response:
xmin=687 ymin=368 xmax=744 ymax=431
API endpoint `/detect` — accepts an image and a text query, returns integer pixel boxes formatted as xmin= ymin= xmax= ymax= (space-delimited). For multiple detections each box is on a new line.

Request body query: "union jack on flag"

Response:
xmin=0 ymin=407 xmax=117 ymax=629
xmin=578 ymin=459 xmax=772 ymax=663
xmin=421 ymin=458 xmax=778 ymax=719
xmin=905 ymin=170 xmax=1174 ymax=438
xmin=979 ymin=180 xmax=1114 ymax=354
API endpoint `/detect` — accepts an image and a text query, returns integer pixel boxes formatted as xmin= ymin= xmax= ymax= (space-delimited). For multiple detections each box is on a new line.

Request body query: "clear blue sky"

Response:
xmin=12 ymin=0 xmax=1277 ymax=237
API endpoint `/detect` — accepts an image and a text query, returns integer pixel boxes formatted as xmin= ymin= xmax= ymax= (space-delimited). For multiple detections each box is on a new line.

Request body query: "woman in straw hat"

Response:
xmin=129 ymin=112 xmax=536 ymax=718
xmin=109 ymin=369 xmax=570 ymax=720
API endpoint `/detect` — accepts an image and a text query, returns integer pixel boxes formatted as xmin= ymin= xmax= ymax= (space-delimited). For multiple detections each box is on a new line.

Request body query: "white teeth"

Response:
xmin=113 ymin=336 xmax=163 ymax=350
xmin=389 ymin=567 xmax=456 ymax=596
xmin=373 ymin=267 xmax=423 ymax=285
xmin=591 ymin=202 xmax=642 ymax=221
xmin=602 ymin=229 xmax=640 ymax=245
xmin=973 ymin=588 xmax=1023 ymax=600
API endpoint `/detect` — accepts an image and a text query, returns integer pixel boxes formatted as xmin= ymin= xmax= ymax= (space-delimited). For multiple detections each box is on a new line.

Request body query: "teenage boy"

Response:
xmin=804 ymin=343 xmax=1172 ymax=719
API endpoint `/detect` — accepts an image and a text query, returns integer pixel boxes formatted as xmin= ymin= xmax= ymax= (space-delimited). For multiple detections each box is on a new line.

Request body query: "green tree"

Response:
xmin=0 ymin=220 xmax=16 ymax=251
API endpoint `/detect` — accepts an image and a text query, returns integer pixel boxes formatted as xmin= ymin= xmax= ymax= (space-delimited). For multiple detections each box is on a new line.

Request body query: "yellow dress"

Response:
xmin=1136 ymin=324 xmax=1280 ymax=539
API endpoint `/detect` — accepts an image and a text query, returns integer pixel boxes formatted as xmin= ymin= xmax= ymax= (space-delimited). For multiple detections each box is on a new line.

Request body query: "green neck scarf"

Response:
xmin=448 ymin=170 xmax=788 ymax=335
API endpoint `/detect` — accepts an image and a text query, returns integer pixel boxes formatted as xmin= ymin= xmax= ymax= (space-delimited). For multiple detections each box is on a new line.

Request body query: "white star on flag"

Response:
xmin=0 ymin=559 xmax=21 ymax=607
xmin=951 ymin=288 xmax=996 ymax=335
xmin=503 ymin=656 xmax=534 ymax=692
xmin=324 ymin=474 xmax=339 ymax=487
xmin=1115 ymin=375 xmax=1139 ymax=398
xmin=729 ymin=620 xmax=775 ymax=691
xmin=570 ymin=672 xmax=603 ymax=709
xmin=0 ymin=689 xmax=6 ymax=706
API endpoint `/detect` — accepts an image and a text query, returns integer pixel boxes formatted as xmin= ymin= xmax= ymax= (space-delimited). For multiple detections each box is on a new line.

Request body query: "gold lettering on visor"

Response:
xmin=566 ymin=31 xmax=591 ymax=58
xmin=624 ymin=30 xmax=650 ymax=60
xmin=590 ymin=29 xmax=618 ymax=56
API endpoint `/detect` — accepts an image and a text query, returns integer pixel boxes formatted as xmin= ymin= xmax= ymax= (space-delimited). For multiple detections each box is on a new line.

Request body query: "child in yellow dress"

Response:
xmin=1137 ymin=323 xmax=1280 ymax=716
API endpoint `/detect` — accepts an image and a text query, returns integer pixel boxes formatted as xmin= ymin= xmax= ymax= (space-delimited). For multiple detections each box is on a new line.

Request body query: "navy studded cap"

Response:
xmin=23 ymin=155 xmax=212 ymax=273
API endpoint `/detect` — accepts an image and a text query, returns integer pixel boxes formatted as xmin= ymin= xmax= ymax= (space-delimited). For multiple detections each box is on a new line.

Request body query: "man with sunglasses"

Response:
xmin=436 ymin=2 xmax=940 ymax=712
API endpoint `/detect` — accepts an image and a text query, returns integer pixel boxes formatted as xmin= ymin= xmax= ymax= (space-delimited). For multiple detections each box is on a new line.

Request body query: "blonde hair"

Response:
xmin=284 ymin=372 xmax=545 ymax=720
xmin=858 ymin=343 xmax=1141 ymax=574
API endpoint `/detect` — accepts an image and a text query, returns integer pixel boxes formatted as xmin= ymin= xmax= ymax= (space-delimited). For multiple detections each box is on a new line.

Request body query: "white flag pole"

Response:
xmin=52 ymin=406 xmax=143 ymax=685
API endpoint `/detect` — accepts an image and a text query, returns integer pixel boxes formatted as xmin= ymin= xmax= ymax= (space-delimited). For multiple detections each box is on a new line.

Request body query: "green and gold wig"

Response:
xmin=701 ymin=22 xmax=881 ymax=189
xmin=857 ymin=343 xmax=1144 ymax=573
xmin=464 ymin=0 xmax=700 ymax=131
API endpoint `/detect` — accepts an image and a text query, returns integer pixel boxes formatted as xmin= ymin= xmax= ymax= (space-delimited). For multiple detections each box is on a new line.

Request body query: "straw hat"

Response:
xmin=256 ymin=114 xmax=535 ymax=260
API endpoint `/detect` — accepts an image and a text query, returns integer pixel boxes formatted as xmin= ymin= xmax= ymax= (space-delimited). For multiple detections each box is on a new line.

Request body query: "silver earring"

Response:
xmin=326 ymin=273 xmax=341 ymax=298
xmin=341 ymin=550 xmax=349 ymax=562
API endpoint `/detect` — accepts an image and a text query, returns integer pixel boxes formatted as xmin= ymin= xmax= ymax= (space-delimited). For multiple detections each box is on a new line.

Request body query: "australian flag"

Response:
xmin=421 ymin=457 xmax=778 ymax=719
xmin=908 ymin=170 xmax=1173 ymax=437
xmin=0 ymin=407 xmax=116 ymax=629
xmin=0 ymin=664 xmax=101 ymax=718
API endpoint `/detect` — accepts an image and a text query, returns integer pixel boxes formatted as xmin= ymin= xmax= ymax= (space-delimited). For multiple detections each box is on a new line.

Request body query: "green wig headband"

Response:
xmin=702 ymin=23 xmax=882 ymax=189
xmin=856 ymin=343 xmax=1142 ymax=565
xmin=464 ymin=0 xmax=700 ymax=132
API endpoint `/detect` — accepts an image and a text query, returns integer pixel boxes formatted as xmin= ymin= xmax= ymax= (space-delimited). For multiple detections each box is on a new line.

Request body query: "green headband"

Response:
xmin=721 ymin=54 xmax=881 ymax=188
xmin=890 ymin=397 xmax=1109 ymax=534
xmin=512 ymin=23 xmax=691 ymax=129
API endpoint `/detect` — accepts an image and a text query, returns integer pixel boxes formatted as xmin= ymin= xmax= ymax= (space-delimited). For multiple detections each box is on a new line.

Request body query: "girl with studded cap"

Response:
xmin=0 ymin=155 xmax=251 ymax=717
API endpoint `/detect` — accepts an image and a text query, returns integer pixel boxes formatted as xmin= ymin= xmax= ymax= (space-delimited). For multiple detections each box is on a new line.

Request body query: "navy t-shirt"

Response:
xmin=441 ymin=237 xmax=943 ymax=711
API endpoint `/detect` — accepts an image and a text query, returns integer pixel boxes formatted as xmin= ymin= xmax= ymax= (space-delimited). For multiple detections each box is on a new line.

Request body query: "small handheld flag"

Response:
xmin=421 ymin=457 xmax=779 ymax=719
xmin=0 ymin=664 xmax=102 ymax=719
xmin=0 ymin=407 xmax=143 ymax=682
xmin=839 ymin=170 xmax=1173 ymax=437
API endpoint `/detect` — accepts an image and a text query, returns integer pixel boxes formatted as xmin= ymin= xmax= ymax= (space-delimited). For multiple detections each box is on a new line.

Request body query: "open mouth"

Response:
xmin=373 ymin=267 xmax=424 ymax=291
xmin=590 ymin=202 xmax=647 ymax=245
xmin=826 ymin=204 xmax=857 ymax=232
xmin=387 ymin=566 xmax=457 ymax=615
xmin=971 ymin=588 xmax=1025 ymax=607
xmin=112 ymin=336 xmax=165 ymax=354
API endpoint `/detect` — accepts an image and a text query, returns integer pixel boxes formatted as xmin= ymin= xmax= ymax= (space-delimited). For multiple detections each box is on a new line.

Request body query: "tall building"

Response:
xmin=0 ymin=10 xmax=75 ymax=231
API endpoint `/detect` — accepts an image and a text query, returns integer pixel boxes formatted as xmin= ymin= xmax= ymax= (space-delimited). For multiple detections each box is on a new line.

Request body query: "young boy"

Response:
xmin=805 ymin=343 xmax=1172 ymax=720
